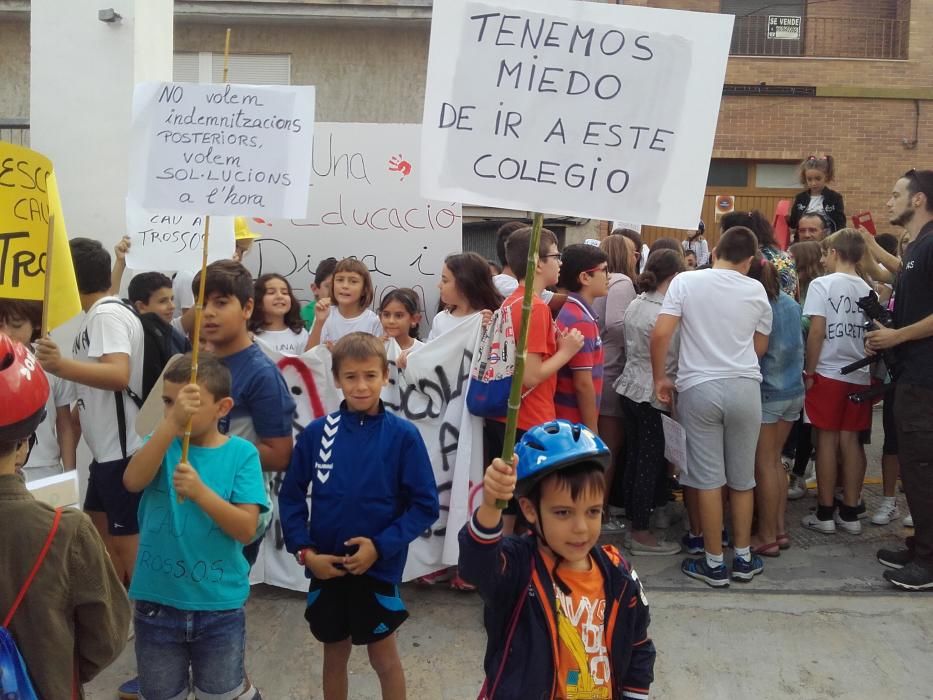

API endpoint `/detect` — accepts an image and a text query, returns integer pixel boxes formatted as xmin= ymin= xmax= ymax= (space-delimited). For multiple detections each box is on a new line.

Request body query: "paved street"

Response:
xmin=89 ymin=413 xmax=933 ymax=699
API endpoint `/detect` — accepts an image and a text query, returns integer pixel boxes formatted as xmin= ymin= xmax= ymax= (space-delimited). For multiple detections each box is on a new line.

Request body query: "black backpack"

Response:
xmin=101 ymin=299 xmax=190 ymax=456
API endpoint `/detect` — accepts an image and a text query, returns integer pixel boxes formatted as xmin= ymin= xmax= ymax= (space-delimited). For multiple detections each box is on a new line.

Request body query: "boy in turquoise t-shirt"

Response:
xmin=124 ymin=353 xmax=268 ymax=700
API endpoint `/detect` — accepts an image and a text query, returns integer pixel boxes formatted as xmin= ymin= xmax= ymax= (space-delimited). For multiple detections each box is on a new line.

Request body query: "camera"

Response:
xmin=840 ymin=290 xmax=896 ymax=404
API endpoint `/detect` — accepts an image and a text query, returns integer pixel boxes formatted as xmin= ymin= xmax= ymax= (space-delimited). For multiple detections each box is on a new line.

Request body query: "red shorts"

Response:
xmin=805 ymin=374 xmax=872 ymax=432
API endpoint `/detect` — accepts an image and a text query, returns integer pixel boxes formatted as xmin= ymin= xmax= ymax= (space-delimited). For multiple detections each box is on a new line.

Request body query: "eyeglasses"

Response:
xmin=540 ymin=253 xmax=562 ymax=262
xmin=584 ymin=264 xmax=609 ymax=276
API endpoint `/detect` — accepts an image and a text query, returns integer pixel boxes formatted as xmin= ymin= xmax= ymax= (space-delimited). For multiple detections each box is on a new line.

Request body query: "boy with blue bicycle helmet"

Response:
xmin=459 ymin=420 xmax=655 ymax=700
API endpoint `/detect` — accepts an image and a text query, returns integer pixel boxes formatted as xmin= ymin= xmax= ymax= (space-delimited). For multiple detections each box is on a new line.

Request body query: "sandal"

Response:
xmin=776 ymin=532 xmax=790 ymax=550
xmin=751 ymin=541 xmax=781 ymax=558
xmin=449 ymin=573 xmax=477 ymax=592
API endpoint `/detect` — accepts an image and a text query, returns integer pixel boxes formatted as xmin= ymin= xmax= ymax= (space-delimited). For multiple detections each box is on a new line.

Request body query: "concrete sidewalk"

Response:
xmin=89 ymin=409 xmax=933 ymax=698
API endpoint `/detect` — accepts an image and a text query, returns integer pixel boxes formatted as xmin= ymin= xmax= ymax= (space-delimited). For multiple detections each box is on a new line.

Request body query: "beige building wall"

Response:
xmin=0 ymin=18 xmax=29 ymax=118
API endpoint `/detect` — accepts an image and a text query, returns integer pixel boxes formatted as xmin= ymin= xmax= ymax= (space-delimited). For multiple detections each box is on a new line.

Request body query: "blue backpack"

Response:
xmin=1 ymin=507 xmax=62 ymax=700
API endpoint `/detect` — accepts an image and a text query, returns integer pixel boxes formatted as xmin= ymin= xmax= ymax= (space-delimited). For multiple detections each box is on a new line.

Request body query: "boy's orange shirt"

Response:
xmin=542 ymin=553 xmax=612 ymax=700
xmin=494 ymin=286 xmax=558 ymax=432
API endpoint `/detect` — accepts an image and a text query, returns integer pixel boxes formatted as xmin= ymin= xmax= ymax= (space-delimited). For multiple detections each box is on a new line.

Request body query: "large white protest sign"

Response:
xmin=128 ymin=82 xmax=315 ymax=217
xmin=421 ymin=1 xmax=733 ymax=229
xmin=252 ymin=317 xmax=485 ymax=591
xmin=242 ymin=123 xmax=461 ymax=330
xmin=125 ymin=202 xmax=236 ymax=272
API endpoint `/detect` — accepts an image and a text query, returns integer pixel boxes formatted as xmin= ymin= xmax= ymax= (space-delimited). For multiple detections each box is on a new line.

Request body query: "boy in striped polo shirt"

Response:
xmin=554 ymin=244 xmax=609 ymax=432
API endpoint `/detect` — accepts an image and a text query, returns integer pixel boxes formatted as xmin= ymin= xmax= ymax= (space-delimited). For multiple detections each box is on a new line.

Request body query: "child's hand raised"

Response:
xmin=314 ymin=298 xmax=332 ymax=325
xmin=173 ymin=461 xmax=205 ymax=501
xmin=114 ymin=235 xmax=131 ymax=260
xmin=482 ymin=457 xmax=517 ymax=508
xmin=170 ymin=383 xmax=202 ymax=432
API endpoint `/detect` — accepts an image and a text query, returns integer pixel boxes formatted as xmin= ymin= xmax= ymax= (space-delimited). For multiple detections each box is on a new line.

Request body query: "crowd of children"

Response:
xmin=3 ymin=159 xmax=931 ymax=699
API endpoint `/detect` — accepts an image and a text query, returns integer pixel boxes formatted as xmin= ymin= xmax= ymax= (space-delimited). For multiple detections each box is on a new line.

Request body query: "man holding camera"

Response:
xmin=867 ymin=169 xmax=933 ymax=591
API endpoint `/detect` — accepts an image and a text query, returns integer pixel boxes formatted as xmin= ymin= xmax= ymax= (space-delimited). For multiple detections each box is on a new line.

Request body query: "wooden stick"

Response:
xmin=179 ymin=216 xmax=212 ymax=467
xmin=497 ymin=212 xmax=544 ymax=509
xmin=178 ymin=27 xmax=231 ymax=481
xmin=40 ymin=214 xmax=55 ymax=336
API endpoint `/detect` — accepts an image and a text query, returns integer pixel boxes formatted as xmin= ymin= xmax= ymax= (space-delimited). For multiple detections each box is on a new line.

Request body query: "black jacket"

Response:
xmin=788 ymin=187 xmax=846 ymax=232
xmin=459 ymin=512 xmax=655 ymax=700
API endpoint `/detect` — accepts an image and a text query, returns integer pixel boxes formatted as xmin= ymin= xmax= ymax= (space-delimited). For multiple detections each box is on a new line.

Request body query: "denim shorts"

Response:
xmin=761 ymin=395 xmax=804 ymax=424
xmin=134 ymin=601 xmax=246 ymax=700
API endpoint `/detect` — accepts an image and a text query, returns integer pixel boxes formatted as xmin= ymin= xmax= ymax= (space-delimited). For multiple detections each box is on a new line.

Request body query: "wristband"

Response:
xmin=296 ymin=548 xmax=311 ymax=565
xmin=803 ymin=371 xmax=814 ymax=378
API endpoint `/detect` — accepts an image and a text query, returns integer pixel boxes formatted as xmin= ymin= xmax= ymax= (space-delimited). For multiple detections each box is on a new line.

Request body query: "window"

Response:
xmin=707 ymin=160 xmax=748 ymax=188
xmin=707 ymin=160 xmax=799 ymax=191
xmin=721 ymin=0 xmax=909 ymax=60
xmin=173 ymin=53 xmax=291 ymax=84
xmin=722 ymin=0 xmax=804 ymax=57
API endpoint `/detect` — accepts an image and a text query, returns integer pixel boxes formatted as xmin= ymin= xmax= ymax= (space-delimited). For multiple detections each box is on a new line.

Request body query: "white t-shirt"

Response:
xmin=172 ymin=270 xmax=196 ymax=317
xmin=660 ymin=268 xmax=773 ymax=392
xmin=493 ymin=273 xmax=518 ymax=299
xmin=320 ymin=307 xmax=383 ymax=344
xmin=72 ymin=297 xmax=145 ymax=462
xmin=255 ymin=327 xmax=309 ymax=356
xmin=492 ymin=274 xmax=553 ymax=303
xmin=806 ymin=194 xmax=825 ymax=214
xmin=428 ymin=309 xmax=480 ymax=341
xmin=802 ymin=272 xmax=872 ymax=385
xmin=24 ymin=372 xmax=76 ymax=472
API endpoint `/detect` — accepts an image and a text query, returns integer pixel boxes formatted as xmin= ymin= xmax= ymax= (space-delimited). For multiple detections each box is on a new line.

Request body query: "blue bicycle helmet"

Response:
xmin=515 ymin=420 xmax=611 ymax=496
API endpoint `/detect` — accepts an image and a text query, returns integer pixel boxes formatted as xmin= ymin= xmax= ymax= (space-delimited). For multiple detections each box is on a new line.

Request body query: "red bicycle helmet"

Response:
xmin=0 ymin=333 xmax=50 ymax=442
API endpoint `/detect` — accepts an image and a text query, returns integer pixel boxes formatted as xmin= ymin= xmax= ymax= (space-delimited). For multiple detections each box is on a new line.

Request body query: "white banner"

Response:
xmin=124 ymin=203 xmax=236 ymax=272
xmin=241 ymin=123 xmax=462 ymax=331
xmin=421 ymin=0 xmax=733 ymax=229
xmin=128 ymin=82 xmax=315 ymax=217
xmin=254 ymin=317 xmax=485 ymax=590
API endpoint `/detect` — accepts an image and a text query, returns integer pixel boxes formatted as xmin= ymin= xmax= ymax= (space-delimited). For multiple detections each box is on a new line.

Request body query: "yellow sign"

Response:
xmin=0 ymin=142 xmax=81 ymax=330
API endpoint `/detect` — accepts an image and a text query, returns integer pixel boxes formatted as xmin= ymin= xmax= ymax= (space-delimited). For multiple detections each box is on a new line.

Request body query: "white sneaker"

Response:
xmin=802 ymin=513 xmax=835 ymax=534
xmin=871 ymin=498 xmax=900 ymax=526
xmin=904 ymin=512 xmax=914 ymax=528
xmin=834 ymin=512 xmax=863 ymax=535
xmin=787 ymin=475 xmax=807 ymax=500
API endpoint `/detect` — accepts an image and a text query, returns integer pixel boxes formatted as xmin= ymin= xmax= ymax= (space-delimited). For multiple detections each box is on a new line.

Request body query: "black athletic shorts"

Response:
xmin=83 ymin=457 xmax=141 ymax=536
xmin=305 ymin=574 xmax=409 ymax=646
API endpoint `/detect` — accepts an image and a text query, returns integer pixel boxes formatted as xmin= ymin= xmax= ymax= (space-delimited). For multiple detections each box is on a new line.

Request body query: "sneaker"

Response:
xmin=601 ymin=518 xmax=626 ymax=535
xmin=802 ymin=513 xmax=836 ymax=534
xmin=681 ymin=532 xmax=704 ymax=555
xmin=884 ymin=561 xmax=933 ymax=591
xmin=681 ymin=557 xmax=729 ymax=588
xmin=626 ymin=535 xmax=681 ymax=556
xmin=870 ymin=499 xmax=900 ymax=526
xmin=787 ymin=475 xmax=807 ymax=501
xmin=904 ymin=512 xmax=914 ymax=528
xmin=118 ymin=677 xmax=140 ymax=700
xmin=732 ymin=554 xmax=765 ymax=582
xmin=877 ymin=546 xmax=914 ymax=570
xmin=834 ymin=512 xmax=863 ymax=535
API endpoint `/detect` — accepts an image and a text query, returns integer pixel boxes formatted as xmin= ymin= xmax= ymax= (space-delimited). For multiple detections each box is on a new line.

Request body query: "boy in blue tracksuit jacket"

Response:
xmin=280 ymin=332 xmax=439 ymax=699
xmin=459 ymin=421 xmax=655 ymax=700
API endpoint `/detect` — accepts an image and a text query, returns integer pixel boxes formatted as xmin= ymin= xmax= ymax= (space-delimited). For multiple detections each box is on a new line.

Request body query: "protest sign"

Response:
xmin=125 ymin=202 xmax=236 ymax=272
xmin=128 ymin=82 xmax=316 ymax=218
xmin=0 ymin=142 xmax=81 ymax=330
xmin=253 ymin=316 xmax=484 ymax=591
xmin=242 ymin=123 xmax=461 ymax=331
xmin=421 ymin=0 xmax=734 ymax=229
xmin=661 ymin=413 xmax=689 ymax=480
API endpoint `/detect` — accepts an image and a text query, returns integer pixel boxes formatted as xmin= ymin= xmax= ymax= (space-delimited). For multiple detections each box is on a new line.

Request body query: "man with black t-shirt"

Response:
xmin=868 ymin=169 xmax=933 ymax=590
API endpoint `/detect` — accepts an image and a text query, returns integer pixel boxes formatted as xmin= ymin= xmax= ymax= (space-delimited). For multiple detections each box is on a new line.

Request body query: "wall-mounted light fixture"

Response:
xmin=98 ymin=8 xmax=122 ymax=23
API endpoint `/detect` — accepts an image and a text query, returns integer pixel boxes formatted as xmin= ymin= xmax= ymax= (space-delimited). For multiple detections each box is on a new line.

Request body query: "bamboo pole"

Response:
xmin=179 ymin=28 xmax=231 ymax=470
xmin=40 ymin=214 xmax=55 ymax=336
xmin=496 ymin=212 xmax=544 ymax=509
